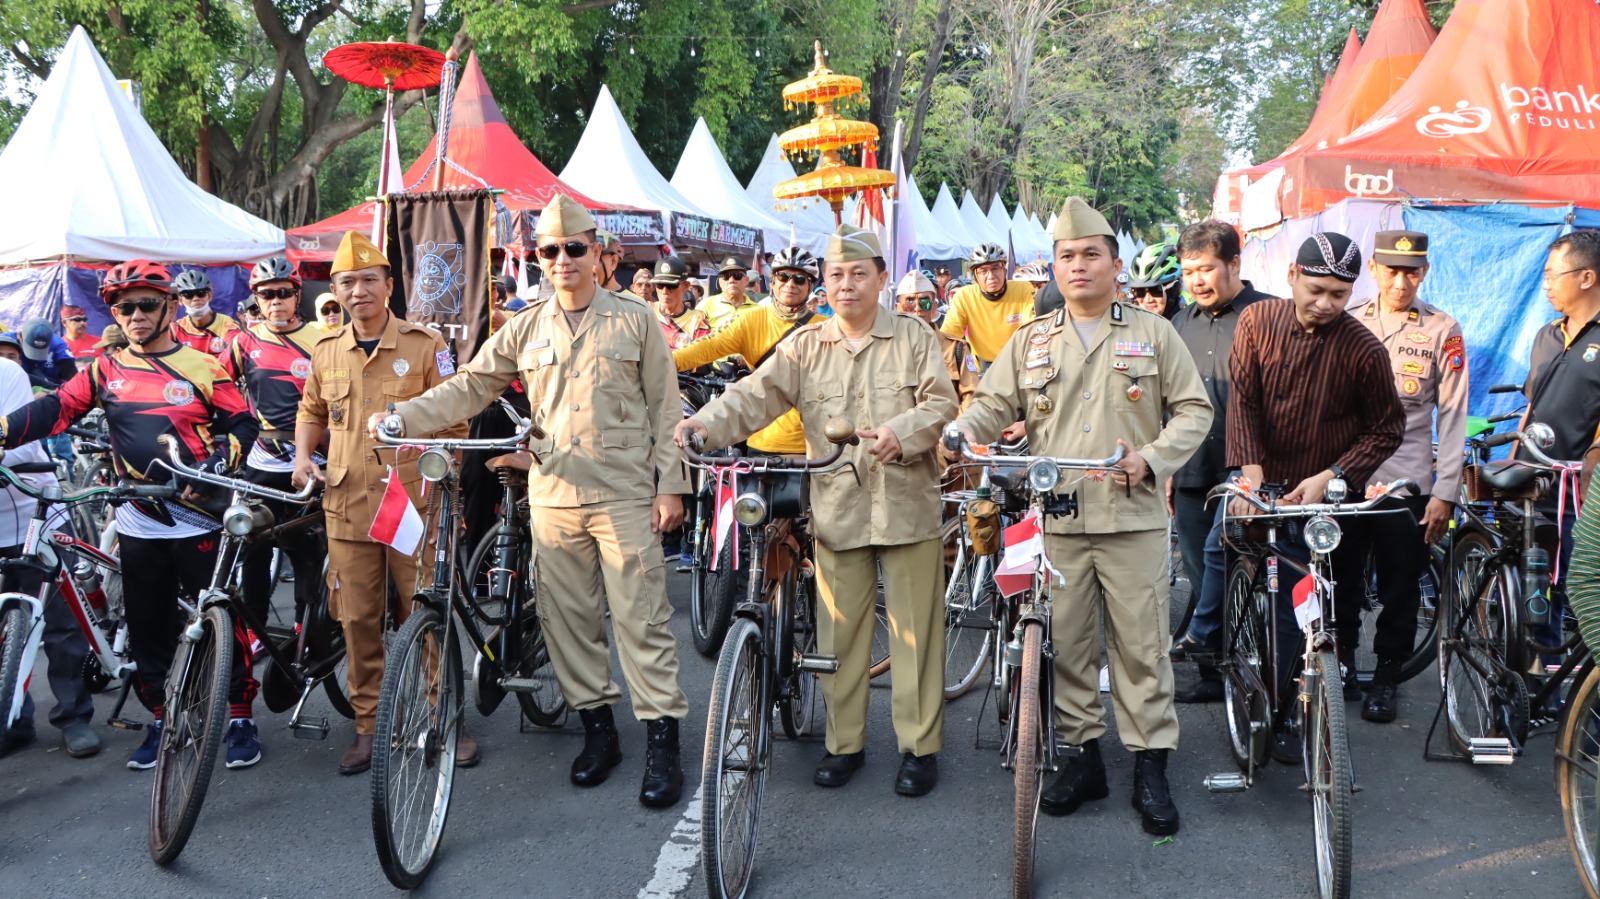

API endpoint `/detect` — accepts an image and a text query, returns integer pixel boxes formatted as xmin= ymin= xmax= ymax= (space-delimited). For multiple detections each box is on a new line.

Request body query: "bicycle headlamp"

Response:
xmin=223 ymin=503 xmax=255 ymax=537
xmin=417 ymin=448 xmax=452 ymax=482
xmin=733 ymin=493 xmax=768 ymax=527
xmin=1304 ymin=515 xmax=1342 ymax=554
xmin=1026 ymin=459 xmax=1060 ymax=494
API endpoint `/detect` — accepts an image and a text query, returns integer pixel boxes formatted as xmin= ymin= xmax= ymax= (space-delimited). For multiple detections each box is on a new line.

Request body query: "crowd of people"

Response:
xmin=2 ymin=192 xmax=1599 ymax=850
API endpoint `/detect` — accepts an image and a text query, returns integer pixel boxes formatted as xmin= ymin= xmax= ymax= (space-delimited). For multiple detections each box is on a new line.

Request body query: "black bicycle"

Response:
xmin=679 ymin=370 xmax=750 ymax=657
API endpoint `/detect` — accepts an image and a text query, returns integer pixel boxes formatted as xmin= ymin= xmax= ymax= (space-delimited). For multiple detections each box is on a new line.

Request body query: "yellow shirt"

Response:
xmin=940 ymin=280 xmax=1036 ymax=364
xmin=701 ymin=291 xmax=760 ymax=333
xmin=674 ymin=304 xmax=809 ymax=455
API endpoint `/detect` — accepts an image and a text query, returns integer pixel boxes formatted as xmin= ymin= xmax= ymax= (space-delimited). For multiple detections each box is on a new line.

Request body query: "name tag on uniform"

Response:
xmin=528 ymin=338 xmax=551 ymax=350
xmin=324 ymin=368 xmax=350 ymax=380
xmin=1113 ymin=341 xmax=1155 ymax=357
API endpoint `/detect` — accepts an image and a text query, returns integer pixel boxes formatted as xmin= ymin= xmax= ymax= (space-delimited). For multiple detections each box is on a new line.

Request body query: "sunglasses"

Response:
xmin=256 ymin=287 xmax=297 ymax=300
xmin=179 ymin=289 xmax=210 ymax=300
xmin=1130 ymin=288 xmax=1165 ymax=298
xmin=773 ymin=272 xmax=811 ymax=286
xmin=722 ymin=271 xmax=748 ymax=280
xmin=320 ymin=305 xmax=340 ymax=314
xmin=111 ymin=298 xmax=166 ymax=316
xmin=65 ymin=316 xmax=88 ymax=323
xmin=536 ymin=241 xmax=592 ymax=260
xmin=898 ymin=297 xmax=935 ymax=311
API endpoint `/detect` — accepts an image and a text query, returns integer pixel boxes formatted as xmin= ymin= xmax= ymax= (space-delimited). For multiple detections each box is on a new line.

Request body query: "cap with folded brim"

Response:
xmin=825 ymin=224 xmax=883 ymax=263
xmin=1372 ymin=230 xmax=1429 ymax=268
xmin=93 ymin=324 xmax=125 ymax=349
xmin=535 ymin=194 xmax=597 ymax=238
xmin=1051 ymin=197 xmax=1116 ymax=242
xmin=331 ymin=230 xmax=389 ymax=275
xmin=895 ymin=271 xmax=936 ymax=297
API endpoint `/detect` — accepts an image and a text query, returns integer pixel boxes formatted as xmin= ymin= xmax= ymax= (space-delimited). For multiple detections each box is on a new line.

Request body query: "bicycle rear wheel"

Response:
xmin=304 ymin=589 xmax=354 ymax=721
xmin=1439 ymin=531 xmax=1527 ymax=752
xmin=1307 ymin=647 xmax=1353 ymax=899
xmin=702 ymin=617 xmax=769 ymax=899
xmin=371 ymin=605 xmax=461 ymax=890
xmin=868 ymin=573 xmax=891 ymax=679
xmin=693 ymin=530 xmax=743 ymax=657
xmin=1012 ymin=619 xmax=1046 ymax=899
xmin=513 ymin=599 xmax=567 ymax=727
xmin=1558 ymin=665 xmax=1600 ymax=899
xmin=1353 ymin=550 xmax=1442 ymax=685
xmin=0 ymin=605 xmax=30 ymax=730
xmin=942 ymin=517 xmax=993 ymax=700
xmin=149 ymin=605 xmax=232 ymax=865
xmin=1223 ymin=559 xmax=1270 ymax=771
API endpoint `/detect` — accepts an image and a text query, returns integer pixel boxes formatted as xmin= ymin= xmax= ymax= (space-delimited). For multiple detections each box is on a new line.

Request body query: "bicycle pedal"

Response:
xmin=797 ymin=653 xmax=839 ymax=673
xmin=290 ymin=717 xmax=330 ymax=741
xmin=499 ymin=677 xmax=546 ymax=693
xmin=107 ymin=717 xmax=144 ymax=732
xmin=1467 ymin=737 xmax=1516 ymax=765
xmin=1204 ymin=773 xmax=1248 ymax=793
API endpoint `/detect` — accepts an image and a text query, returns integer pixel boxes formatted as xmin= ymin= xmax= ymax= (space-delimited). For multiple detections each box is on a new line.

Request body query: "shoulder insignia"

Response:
xmin=1111 ymin=302 xmax=1125 ymax=323
xmin=316 ymin=327 xmax=344 ymax=342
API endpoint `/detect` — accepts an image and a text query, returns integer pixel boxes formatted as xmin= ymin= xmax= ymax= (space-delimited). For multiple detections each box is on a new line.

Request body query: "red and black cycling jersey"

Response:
xmin=171 ymin=311 xmax=240 ymax=356
xmin=221 ymin=321 xmax=319 ymax=465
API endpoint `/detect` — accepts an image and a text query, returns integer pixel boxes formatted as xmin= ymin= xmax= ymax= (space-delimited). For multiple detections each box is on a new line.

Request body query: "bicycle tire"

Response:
xmin=1352 ymin=550 xmax=1443 ymax=685
xmin=1439 ymin=530 xmax=1527 ymax=752
xmin=1450 ymin=528 xmax=1521 ymax=673
xmin=693 ymin=532 xmax=743 ymax=658
xmin=701 ymin=617 xmax=769 ymax=899
xmin=1012 ymin=620 xmax=1046 ymax=899
xmin=149 ymin=604 xmax=232 ymax=866
xmin=371 ymin=605 xmax=461 ymax=890
xmin=1223 ymin=558 xmax=1271 ymax=771
xmin=1558 ymin=665 xmax=1600 ymax=899
xmin=513 ymin=597 xmax=567 ymax=727
xmin=868 ymin=573 xmax=891 ymax=679
xmin=778 ymin=569 xmax=820 ymax=740
xmin=0 ymin=605 xmax=29 ymax=730
xmin=942 ymin=517 xmax=993 ymax=700
xmin=303 ymin=590 xmax=355 ymax=721
xmin=1307 ymin=647 xmax=1353 ymax=899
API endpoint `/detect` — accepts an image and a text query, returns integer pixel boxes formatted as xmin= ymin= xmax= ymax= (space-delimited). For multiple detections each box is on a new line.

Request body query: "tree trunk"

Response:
xmin=196 ymin=119 xmax=213 ymax=192
xmin=903 ymin=0 xmax=954 ymax=175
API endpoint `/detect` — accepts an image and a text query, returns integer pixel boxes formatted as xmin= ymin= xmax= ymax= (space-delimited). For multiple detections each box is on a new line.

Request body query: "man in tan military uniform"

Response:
xmin=292 ymin=230 xmax=470 ymax=775
xmin=383 ymin=195 xmax=693 ymax=809
xmin=952 ymin=198 xmax=1212 ymax=835
xmin=677 ymin=225 xmax=959 ymax=796
xmin=1347 ymin=229 xmax=1468 ymax=723
xmin=896 ymin=270 xmax=978 ymax=407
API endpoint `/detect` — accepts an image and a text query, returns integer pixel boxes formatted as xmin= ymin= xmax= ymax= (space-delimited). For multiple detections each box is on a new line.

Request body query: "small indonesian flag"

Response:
xmin=368 ymin=466 xmax=424 ymax=555
xmin=994 ymin=511 xmax=1045 ymax=597
xmin=1291 ymin=575 xmax=1320 ymax=630
xmin=709 ymin=471 xmax=737 ymax=571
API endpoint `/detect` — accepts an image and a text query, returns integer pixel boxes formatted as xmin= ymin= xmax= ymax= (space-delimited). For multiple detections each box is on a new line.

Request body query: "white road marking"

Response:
xmin=638 ymin=787 xmax=702 ymax=899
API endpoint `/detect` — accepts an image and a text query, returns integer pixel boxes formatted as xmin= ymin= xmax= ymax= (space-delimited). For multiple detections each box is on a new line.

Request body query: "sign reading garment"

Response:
xmin=386 ymin=189 xmax=494 ymax=368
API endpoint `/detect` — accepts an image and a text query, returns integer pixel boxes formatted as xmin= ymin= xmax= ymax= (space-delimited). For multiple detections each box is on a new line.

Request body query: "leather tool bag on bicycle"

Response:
xmin=757 ymin=470 xmax=807 ymax=582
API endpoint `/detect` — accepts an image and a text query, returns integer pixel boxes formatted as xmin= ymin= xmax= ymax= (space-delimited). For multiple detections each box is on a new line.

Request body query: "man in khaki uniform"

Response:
xmin=1347 ymin=229 xmax=1468 ymax=723
xmin=292 ymin=230 xmax=471 ymax=775
xmin=701 ymin=255 xmax=760 ymax=333
xmin=952 ymin=198 xmax=1212 ymax=835
xmin=677 ymin=225 xmax=959 ymax=796
xmin=895 ymin=270 xmax=978 ymax=407
xmin=383 ymin=195 xmax=693 ymax=809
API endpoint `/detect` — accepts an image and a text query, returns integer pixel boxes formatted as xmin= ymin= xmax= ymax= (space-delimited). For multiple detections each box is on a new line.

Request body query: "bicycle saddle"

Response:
xmin=1478 ymin=459 xmax=1539 ymax=492
xmin=485 ymin=451 xmax=534 ymax=473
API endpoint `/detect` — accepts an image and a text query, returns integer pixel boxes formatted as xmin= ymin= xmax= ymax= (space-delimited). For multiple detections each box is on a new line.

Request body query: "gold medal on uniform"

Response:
xmin=1034 ymin=393 xmax=1054 ymax=414
xmin=1126 ymin=383 xmax=1143 ymax=402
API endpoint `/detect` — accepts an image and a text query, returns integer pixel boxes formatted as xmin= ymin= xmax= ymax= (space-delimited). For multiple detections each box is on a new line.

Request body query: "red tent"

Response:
xmin=1281 ymin=0 xmax=1600 ymax=218
xmin=288 ymin=52 xmax=660 ymax=263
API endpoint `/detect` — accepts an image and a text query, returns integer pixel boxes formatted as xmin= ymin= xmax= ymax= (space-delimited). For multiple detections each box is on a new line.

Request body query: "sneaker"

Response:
xmin=128 ymin=722 xmax=162 ymax=770
xmin=225 ymin=719 xmax=262 ymax=768
xmin=679 ymin=549 xmax=694 ymax=567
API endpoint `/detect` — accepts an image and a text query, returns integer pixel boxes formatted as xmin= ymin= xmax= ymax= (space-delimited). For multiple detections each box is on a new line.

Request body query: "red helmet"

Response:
xmin=102 ymin=260 xmax=172 ymax=300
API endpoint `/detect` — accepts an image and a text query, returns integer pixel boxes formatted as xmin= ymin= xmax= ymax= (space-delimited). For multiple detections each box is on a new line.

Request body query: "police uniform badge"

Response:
xmin=1586 ymin=343 xmax=1599 ymax=363
xmin=1444 ymin=335 xmax=1466 ymax=371
xmin=393 ymin=359 xmax=410 ymax=377
xmin=1402 ymin=378 xmax=1420 ymax=396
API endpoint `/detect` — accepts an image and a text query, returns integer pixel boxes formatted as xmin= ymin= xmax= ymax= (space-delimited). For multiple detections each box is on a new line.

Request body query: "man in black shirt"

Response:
xmin=1167 ymin=221 xmax=1272 ymax=702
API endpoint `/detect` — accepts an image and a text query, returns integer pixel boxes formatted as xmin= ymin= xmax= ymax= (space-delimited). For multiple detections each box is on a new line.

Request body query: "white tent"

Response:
xmin=741 ymin=134 xmax=834 ymax=254
xmin=931 ymin=183 xmax=976 ymax=252
xmin=671 ymin=119 xmax=808 ymax=256
xmin=0 ymin=26 xmax=284 ymax=264
xmin=904 ymin=175 xmax=967 ymax=261
xmin=985 ymin=196 xmax=1013 ymax=252
xmin=1010 ymin=206 xmax=1049 ymax=263
xmin=960 ymin=190 xmax=1003 ymax=246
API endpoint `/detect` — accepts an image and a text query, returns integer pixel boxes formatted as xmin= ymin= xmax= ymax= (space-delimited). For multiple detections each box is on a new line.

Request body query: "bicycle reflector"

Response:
xmin=733 ymin=493 xmax=768 ymax=527
xmin=418 ymin=448 xmax=452 ymax=482
xmin=223 ymin=503 xmax=255 ymax=537
xmin=1026 ymin=459 xmax=1060 ymax=494
xmin=1303 ymin=516 xmax=1342 ymax=554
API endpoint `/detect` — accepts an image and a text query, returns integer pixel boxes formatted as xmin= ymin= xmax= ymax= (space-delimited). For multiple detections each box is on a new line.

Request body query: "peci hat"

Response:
xmin=534 ymin=194 xmax=598 ymax=238
xmin=1051 ymin=197 xmax=1115 ymax=242
xmin=825 ymin=224 xmax=883 ymax=263
xmin=717 ymin=255 xmax=749 ymax=275
xmin=331 ymin=230 xmax=388 ymax=275
xmin=895 ymin=271 xmax=937 ymax=297
xmin=1372 ymin=230 xmax=1429 ymax=269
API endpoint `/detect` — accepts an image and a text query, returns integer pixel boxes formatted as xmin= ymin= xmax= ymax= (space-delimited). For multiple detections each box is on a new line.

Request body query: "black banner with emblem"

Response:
xmin=385 ymin=189 xmax=493 ymax=367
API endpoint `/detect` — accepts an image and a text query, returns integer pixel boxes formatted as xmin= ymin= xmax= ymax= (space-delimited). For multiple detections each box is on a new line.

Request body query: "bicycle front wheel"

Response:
xmin=371 ymin=605 xmax=462 ymax=890
xmin=1559 ymin=664 xmax=1600 ymax=899
xmin=1223 ymin=559 xmax=1270 ymax=771
xmin=1011 ymin=619 xmax=1047 ymax=899
xmin=693 ymin=531 xmax=743 ymax=657
xmin=701 ymin=617 xmax=769 ymax=899
xmin=0 ymin=605 xmax=31 ymax=730
xmin=1307 ymin=647 xmax=1353 ymax=899
xmin=149 ymin=604 xmax=232 ymax=865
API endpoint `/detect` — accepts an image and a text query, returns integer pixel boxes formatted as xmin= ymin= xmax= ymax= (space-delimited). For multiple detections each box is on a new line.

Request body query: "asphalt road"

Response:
xmin=0 ymin=568 xmax=1584 ymax=899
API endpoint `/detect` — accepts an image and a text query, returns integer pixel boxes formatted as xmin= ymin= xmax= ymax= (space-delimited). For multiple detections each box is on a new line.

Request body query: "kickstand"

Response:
xmin=973 ymin=683 xmax=1003 ymax=752
xmin=519 ymin=706 xmax=572 ymax=734
xmin=1423 ymin=689 xmax=1468 ymax=762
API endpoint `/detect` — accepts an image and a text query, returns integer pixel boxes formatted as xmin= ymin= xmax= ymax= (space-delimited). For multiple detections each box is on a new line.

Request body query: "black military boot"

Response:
xmin=639 ymin=718 xmax=684 ymax=808
xmin=1039 ymin=738 xmax=1109 ymax=817
xmin=1362 ymin=659 xmax=1402 ymax=723
xmin=570 ymin=706 xmax=623 ymax=787
xmin=1131 ymin=749 xmax=1180 ymax=835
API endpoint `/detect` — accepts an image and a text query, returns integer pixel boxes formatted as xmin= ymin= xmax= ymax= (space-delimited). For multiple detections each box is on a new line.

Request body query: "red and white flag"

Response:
xmin=708 ymin=469 xmax=738 ymax=571
xmin=368 ymin=467 xmax=424 ymax=555
xmin=994 ymin=511 xmax=1045 ymax=597
xmin=1291 ymin=575 xmax=1320 ymax=630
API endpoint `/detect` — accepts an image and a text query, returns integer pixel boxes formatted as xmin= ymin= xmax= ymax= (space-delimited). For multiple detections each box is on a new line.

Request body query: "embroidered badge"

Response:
xmin=1444 ymin=335 xmax=1465 ymax=371
xmin=1406 ymin=331 xmax=1430 ymax=345
xmin=210 ymin=337 xmax=225 ymax=353
xmin=1402 ymin=378 xmax=1420 ymax=395
xmin=1401 ymin=361 xmax=1425 ymax=375
xmin=330 ymin=404 xmax=345 ymax=425
xmin=392 ymin=359 xmax=410 ymax=376
xmin=436 ymin=349 xmax=456 ymax=376
xmin=1585 ymin=343 xmax=1599 ymax=363
xmin=1032 ymin=322 xmax=1050 ymax=336
xmin=290 ymin=358 xmax=312 ymax=380
xmin=1113 ymin=341 xmax=1155 ymax=357
xmin=162 ymin=380 xmax=194 ymax=406
xmin=1006 ymin=313 xmax=1023 ymax=326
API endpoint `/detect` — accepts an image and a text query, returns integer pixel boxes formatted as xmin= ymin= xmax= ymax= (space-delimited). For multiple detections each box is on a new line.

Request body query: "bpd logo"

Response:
xmin=163 ymin=379 xmax=195 ymax=406
xmin=1343 ymin=166 xmax=1394 ymax=198
xmin=1416 ymin=101 xmax=1492 ymax=138
xmin=411 ymin=240 xmax=467 ymax=317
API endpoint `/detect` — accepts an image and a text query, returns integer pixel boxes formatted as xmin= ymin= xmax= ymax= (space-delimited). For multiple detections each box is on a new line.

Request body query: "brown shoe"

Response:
xmin=455 ymin=728 xmax=481 ymax=769
xmin=339 ymin=734 xmax=374 ymax=775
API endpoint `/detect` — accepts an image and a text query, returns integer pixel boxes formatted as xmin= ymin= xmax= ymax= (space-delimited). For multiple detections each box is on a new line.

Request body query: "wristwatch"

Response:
xmin=1328 ymin=464 xmax=1346 ymax=481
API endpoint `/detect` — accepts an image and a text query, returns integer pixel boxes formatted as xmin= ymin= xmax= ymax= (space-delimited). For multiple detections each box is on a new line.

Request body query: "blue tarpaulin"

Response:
xmin=0 ymin=261 xmax=250 ymax=339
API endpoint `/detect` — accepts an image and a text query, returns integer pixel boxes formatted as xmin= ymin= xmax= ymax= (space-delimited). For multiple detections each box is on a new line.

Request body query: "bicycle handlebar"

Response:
xmin=0 ymin=463 xmax=175 ymax=505
xmin=941 ymin=423 xmax=1125 ymax=471
xmin=680 ymin=417 xmax=860 ymax=473
xmin=155 ymin=435 xmax=318 ymax=504
xmin=1205 ymin=478 xmax=1419 ymax=517
xmin=375 ymin=402 xmax=544 ymax=451
xmin=64 ymin=426 xmax=107 ymax=442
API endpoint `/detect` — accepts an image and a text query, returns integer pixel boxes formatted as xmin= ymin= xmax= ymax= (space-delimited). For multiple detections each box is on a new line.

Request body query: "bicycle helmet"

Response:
xmin=171 ymin=269 xmax=212 ymax=294
xmin=1128 ymin=242 xmax=1180 ymax=289
xmin=967 ymin=243 xmax=1008 ymax=268
xmin=249 ymin=255 xmax=300 ymax=289
xmin=101 ymin=259 xmax=172 ymax=300
xmin=770 ymin=246 xmax=820 ymax=281
xmin=1014 ymin=262 xmax=1051 ymax=284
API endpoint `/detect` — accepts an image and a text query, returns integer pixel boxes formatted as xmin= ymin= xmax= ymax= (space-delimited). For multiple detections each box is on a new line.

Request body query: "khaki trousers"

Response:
xmin=529 ymin=499 xmax=689 ymax=720
xmin=327 ymin=536 xmax=430 ymax=735
xmin=1046 ymin=529 xmax=1180 ymax=751
xmin=815 ymin=539 xmax=945 ymax=756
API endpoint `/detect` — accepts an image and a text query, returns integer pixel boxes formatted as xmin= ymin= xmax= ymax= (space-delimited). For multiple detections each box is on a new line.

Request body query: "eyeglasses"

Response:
xmin=179 ymin=289 xmax=210 ymax=300
xmin=773 ymin=272 xmax=811 ymax=285
xmin=65 ymin=316 xmax=88 ymax=323
xmin=320 ymin=305 xmax=340 ymax=315
xmin=722 ymin=271 xmax=748 ymax=280
xmin=1544 ymin=267 xmax=1590 ymax=286
xmin=536 ymin=241 xmax=592 ymax=260
xmin=110 ymin=298 xmax=166 ymax=317
xmin=255 ymin=287 xmax=297 ymax=300
xmin=1130 ymin=288 xmax=1165 ymax=298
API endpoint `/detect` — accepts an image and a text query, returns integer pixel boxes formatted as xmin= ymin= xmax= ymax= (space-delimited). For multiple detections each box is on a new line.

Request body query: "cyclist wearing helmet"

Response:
xmin=673 ymin=246 xmax=821 ymax=458
xmin=0 ymin=259 xmax=261 ymax=770
xmin=1128 ymin=243 xmax=1183 ymax=319
xmin=60 ymin=304 xmax=99 ymax=361
xmin=933 ymin=265 xmax=954 ymax=301
xmin=594 ymin=229 xmax=628 ymax=294
xmin=649 ymin=257 xmax=711 ymax=349
xmin=169 ymin=268 xmax=239 ymax=355
xmin=940 ymin=242 xmax=1036 ymax=372
xmin=897 ymin=270 xmax=976 ymax=406
xmin=16 ymin=317 xmax=76 ymax=389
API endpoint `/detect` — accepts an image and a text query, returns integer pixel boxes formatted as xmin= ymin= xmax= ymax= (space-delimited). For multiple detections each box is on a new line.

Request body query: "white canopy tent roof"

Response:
xmin=742 ymin=134 xmax=834 ymax=254
xmin=1010 ymin=206 xmax=1049 ymax=263
xmin=985 ymin=196 xmax=1013 ymax=251
xmin=904 ymin=175 xmax=967 ymax=261
xmin=671 ymin=119 xmax=808 ymax=256
xmin=960 ymin=190 xmax=1004 ymax=246
xmin=931 ymin=183 xmax=976 ymax=252
xmin=560 ymin=85 xmax=720 ymax=224
xmin=0 ymin=27 xmax=284 ymax=264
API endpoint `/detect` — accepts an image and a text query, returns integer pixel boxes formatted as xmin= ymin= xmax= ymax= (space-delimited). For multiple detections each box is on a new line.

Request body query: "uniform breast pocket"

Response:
xmin=804 ymin=379 xmax=847 ymax=422
xmin=1393 ymin=357 xmax=1434 ymax=403
xmin=597 ymin=345 xmax=642 ymax=390
xmin=381 ymin=374 xmax=425 ymax=405
xmin=519 ymin=349 xmax=558 ymax=396
xmin=1115 ymin=366 xmax=1158 ymax=412
xmin=320 ymin=380 xmax=352 ymax=430
xmin=871 ymin=370 xmax=919 ymax=422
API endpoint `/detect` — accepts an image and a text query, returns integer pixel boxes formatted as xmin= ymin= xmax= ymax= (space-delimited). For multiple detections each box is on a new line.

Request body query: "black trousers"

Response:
xmin=461 ymin=391 xmax=530 ymax=557
xmin=1173 ymin=486 xmax=1215 ymax=613
xmin=1329 ymin=494 xmax=1431 ymax=664
xmin=240 ymin=466 xmax=324 ymax=632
